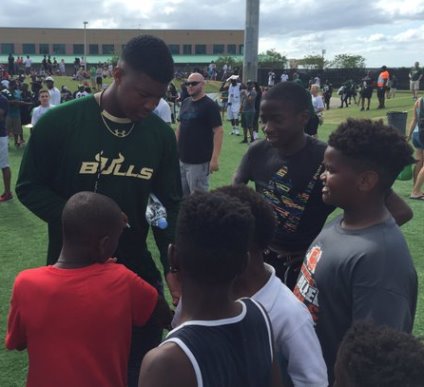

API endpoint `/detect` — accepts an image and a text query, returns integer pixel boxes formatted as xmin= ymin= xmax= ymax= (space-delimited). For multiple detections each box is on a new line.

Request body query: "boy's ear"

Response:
xmin=96 ymin=235 xmax=110 ymax=262
xmin=113 ymin=65 xmax=123 ymax=83
xmin=357 ymin=170 xmax=379 ymax=192
xmin=168 ymin=243 xmax=180 ymax=273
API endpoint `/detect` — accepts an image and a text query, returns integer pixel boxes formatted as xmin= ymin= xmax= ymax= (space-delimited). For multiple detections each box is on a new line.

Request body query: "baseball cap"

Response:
xmin=227 ymin=75 xmax=240 ymax=82
xmin=45 ymin=76 xmax=54 ymax=82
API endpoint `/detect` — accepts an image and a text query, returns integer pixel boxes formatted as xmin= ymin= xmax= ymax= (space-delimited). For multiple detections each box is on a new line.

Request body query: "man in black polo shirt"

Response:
xmin=176 ymin=72 xmax=223 ymax=196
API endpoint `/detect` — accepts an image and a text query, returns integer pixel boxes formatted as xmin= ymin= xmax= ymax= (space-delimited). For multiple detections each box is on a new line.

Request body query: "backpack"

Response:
xmin=419 ymin=98 xmax=424 ymax=143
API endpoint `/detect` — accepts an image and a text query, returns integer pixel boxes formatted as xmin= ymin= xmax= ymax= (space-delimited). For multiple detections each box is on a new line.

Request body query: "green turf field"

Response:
xmin=0 ymin=80 xmax=423 ymax=386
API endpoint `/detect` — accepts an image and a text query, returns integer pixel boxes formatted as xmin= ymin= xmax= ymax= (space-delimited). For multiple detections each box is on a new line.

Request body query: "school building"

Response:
xmin=0 ymin=27 xmax=244 ymax=65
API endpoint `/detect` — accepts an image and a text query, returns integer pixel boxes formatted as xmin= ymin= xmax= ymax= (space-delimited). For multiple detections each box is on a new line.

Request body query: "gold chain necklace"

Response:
xmin=98 ymin=89 xmax=135 ymax=138
xmin=100 ymin=114 xmax=135 ymax=138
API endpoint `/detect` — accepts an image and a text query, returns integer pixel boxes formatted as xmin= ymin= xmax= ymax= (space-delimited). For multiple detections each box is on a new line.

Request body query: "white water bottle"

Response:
xmin=145 ymin=193 xmax=168 ymax=229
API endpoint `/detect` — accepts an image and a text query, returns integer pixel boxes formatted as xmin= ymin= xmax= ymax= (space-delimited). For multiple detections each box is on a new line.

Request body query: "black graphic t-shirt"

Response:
xmin=234 ymin=136 xmax=334 ymax=252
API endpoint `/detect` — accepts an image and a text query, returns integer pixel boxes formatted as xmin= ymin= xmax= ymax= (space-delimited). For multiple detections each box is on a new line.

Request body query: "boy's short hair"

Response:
xmin=62 ymin=191 xmax=122 ymax=245
xmin=121 ymin=35 xmax=174 ymax=84
xmin=335 ymin=321 xmax=424 ymax=387
xmin=214 ymin=185 xmax=276 ymax=250
xmin=38 ymin=89 xmax=49 ymax=96
xmin=175 ymin=191 xmax=254 ymax=284
xmin=263 ymin=81 xmax=311 ymax=113
xmin=328 ymin=118 xmax=415 ymax=190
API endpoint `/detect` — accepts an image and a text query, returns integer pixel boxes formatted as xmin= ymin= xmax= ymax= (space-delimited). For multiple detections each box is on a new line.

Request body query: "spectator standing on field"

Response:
xmin=44 ymin=76 xmax=61 ymax=106
xmin=376 ymin=65 xmax=389 ymax=109
xmin=31 ymin=89 xmax=53 ymax=127
xmin=409 ymin=61 xmax=422 ymax=100
xmin=0 ymin=92 xmax=12 ymax=202
xmin=24 ymin=55 xmax=32 ymax=75
xmin=359 ymin=71 xmax=374 ymax=111
xmin=176 ymin=73 xmax=223 ymax=196
xmin=406 ymin=97 xmax=424 ymax=200
xmin=240 ymin=81 xmax=257 ymax=143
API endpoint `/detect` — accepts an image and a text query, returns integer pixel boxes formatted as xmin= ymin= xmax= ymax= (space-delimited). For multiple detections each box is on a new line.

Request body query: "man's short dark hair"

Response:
xmin=328 ymin=118 xmax=415 ymax=190
xmin=336 ymin=321 xmax=424 ymax=387
xmin=175 ymin=191 xmax=254 ymax=284
xmin=121 ymin=35 xmax=174 ymax=84
xmin=214 ymin=185 xmax=276 ymax=250
xmin=62 ymin=191 xmax=122 ymax=245
xmin=263 ymin=81 xmax=310 ymax=113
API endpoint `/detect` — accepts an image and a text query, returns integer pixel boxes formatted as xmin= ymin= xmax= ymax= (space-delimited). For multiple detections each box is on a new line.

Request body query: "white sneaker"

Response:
xmin=234 ymin=128 xmax=240 ymax=136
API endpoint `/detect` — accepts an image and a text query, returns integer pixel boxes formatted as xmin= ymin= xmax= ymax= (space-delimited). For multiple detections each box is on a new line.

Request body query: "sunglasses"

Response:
xmin=185 ymin=81 xmax=201 ymax=87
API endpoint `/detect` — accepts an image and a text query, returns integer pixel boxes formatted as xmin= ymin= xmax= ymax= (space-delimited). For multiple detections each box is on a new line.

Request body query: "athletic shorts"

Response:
xmin=0 ymin=136 xmax=9 ymax=168
xmin=241 ymin=111 xmax=255 ymax=128
xmin=228 ymin=103 xmax=240 ymax=120
xmin=410 ymin=80 xmax=420 ymax=91
xmin=360 ymin=89 xmax=373 ymax=99
xmin=6 ymin=116 xmax=22 ymax=135
xmin=96 ymin=76 xmax=103 ymax=85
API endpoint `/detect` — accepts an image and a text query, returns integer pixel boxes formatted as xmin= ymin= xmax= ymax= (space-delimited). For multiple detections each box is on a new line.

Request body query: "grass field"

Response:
xmin=0 ymin=79 xmax=423 ymax=386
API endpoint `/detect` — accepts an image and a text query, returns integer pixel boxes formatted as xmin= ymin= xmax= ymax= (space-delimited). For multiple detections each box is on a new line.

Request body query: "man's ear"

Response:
xmin=357 ymin=170 xmax=379 ymax=192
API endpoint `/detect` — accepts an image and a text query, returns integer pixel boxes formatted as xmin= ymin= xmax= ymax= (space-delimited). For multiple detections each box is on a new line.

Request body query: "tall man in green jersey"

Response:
xmin=16 ymin=35 xmax=182 ymax=386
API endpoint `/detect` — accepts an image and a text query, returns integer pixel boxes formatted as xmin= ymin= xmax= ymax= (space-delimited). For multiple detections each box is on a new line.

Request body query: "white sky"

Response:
xmin=2 ymin=0 xmax=424 ymax=67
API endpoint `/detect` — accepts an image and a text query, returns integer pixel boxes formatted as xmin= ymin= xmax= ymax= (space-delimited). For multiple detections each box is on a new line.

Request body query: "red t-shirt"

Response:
xmin=6 ymin=263 xmax=158 ymax=387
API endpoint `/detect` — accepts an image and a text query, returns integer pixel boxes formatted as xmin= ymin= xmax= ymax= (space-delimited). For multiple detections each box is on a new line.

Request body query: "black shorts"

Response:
xmin=360 ymin=89 xmax=373 ymax=99
xmin=305 ymin=114 xmax=319 ymax=136
xmin=96 ymin=76 xmax=103 ymax=85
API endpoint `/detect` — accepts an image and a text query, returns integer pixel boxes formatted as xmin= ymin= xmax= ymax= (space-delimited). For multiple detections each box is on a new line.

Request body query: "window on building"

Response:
xmin=89 ymin=44 xmax=99 ymax=55
xmin=168 ymin=44 xmax=180 ymax=55
xmin=53 ymin=44 xmax=66 ymax=55
xmin=195 ymin=45 xmax=206 ymax=55
xmin=73 ymin=44 xmax=84 ymax=55
xmin=102 ymin=44 xmax=115 ymax=55
xmin=1 ymin=43 xmax=15 ymax=54
xmin=22 ymin=44 xmax=36 ymax=54
xmin=39 ymin=44 xmax=49 ymax=55
xmin=239 ymin=45 xmax=244 ymax=55
xmin=213 ymin=44 xmax=225 ymax=55
xmin=227 ymin=44 xmax=237 ymax=55
xmin=183 ymin=44 xmax=192 ymax=55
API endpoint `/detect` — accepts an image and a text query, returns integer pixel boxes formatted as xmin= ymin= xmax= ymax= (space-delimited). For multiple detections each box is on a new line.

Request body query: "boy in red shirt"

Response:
xmin=6 ymin=191 xmax=171 ymax=387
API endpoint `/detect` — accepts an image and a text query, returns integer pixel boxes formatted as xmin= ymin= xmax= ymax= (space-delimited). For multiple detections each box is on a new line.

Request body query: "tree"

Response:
xmin=258 ymin=49 xmax=287 ymax=70
xmin=330 ymin=54 xmax=366 ymax=69
xmin=298 ymin=54 xmax=327 ymax=70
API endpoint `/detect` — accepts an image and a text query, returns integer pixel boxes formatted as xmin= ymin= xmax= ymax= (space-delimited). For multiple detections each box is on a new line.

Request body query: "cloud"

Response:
xmin=0 ymin=0 xmax=421 ymax=66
